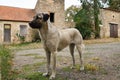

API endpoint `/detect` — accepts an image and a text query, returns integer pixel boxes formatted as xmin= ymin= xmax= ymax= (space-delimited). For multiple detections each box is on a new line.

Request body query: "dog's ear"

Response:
xmin=43 ymin=13 xmax=49 ymax=21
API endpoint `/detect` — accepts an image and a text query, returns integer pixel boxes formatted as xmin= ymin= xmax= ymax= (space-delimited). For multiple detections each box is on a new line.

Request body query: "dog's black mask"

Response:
xmin=29 ymin=13 xmax=49 ymax=29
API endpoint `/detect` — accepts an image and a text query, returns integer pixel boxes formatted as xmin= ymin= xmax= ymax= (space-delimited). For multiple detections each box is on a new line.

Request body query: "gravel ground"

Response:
xmin=13 ymin=42 xmax=120 ymax=80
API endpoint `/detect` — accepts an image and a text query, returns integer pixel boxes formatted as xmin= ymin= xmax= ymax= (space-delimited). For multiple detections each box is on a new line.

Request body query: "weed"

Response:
xmin=8 ymin=42 xmax=42 ymax=50
xmin=0 ymin=45 xmax=19 ymax=80
xmin=25 ymin=72 xmax=48 ymax=80
xmin=85 ymin=64 xmax=99 ymax=71
xmin=99 ymin=68 xmax=108 ymax=75
xmin=62 ymin=66 xmax=72 ymax=72
xmin=34 ymin=55 xmax=45 ymax=59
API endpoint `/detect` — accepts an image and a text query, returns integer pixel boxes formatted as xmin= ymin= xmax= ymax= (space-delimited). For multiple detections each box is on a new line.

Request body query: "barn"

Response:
xmin=0 ymin=0 xmax=66 ymax=44
xmin=100 ymin=8 xmax=120 ymax=38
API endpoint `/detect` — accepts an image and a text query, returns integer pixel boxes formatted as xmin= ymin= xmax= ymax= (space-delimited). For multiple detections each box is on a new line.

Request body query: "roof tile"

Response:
xmin=0 ymin=6 xmax=36 ymax=22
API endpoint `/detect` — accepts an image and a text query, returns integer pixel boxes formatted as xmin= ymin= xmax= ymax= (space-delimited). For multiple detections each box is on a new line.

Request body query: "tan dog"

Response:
xmin=29 ymin=13 xmax=85 ymax=80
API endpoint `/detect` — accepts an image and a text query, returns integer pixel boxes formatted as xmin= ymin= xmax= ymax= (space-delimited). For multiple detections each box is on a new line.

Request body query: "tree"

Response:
xmin=65 ymin=5 xmax=81 ymax=22
xmin=108 ymin=0 xmax=120 ymax=11
xmin=93 ymin=0 xmax=101 ymax=38
xmin=76 ymin=0 xmax=106 ymax=38
xmin=74 ymin=1 xmax=94 ymax=39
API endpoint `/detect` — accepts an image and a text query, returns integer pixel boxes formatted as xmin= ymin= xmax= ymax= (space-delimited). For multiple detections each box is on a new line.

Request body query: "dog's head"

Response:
xmin=29 ymin=13 xmax=49 ymax=29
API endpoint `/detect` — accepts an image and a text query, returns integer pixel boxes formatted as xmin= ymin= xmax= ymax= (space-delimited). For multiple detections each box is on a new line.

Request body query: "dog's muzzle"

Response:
xmin=29 ymin=21 xmax=42 ymax=29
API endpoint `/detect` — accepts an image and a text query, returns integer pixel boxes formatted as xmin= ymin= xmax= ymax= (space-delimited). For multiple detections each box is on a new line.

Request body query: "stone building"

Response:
xmin=35 ymin=0 xmax=65 ymax=28
xmin=0 ymin=6 xmax=35 ymax=44
xmin=99 ymin=8 xmax=120 ymax=38
xmin=0 ymin=0 xmax=120 ymax=44
xmin=0 ymin=0 xmax=66 ymax=44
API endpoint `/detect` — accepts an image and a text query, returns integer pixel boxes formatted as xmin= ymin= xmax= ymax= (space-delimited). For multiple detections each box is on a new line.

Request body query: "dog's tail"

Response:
xmin=81 ymin=44 xmax=85 ymax=53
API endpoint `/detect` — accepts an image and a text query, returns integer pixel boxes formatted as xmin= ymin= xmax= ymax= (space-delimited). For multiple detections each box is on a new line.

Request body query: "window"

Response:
xmin=20 ymin=25 xmax=27 ymax=36
xmin=50 ymin=13 xmax=55 ymax=22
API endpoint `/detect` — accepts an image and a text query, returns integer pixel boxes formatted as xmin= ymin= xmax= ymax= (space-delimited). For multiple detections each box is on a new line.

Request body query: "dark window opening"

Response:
xmin=50 ymin=13 xmax=54 ymax=22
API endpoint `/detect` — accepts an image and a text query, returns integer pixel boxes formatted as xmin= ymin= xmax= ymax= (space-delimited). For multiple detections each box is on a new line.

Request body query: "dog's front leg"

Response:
xmin=43 ymin=50 xmax=51 ymax=77
xmin=49 ymin=51 xmax=57 ymax=80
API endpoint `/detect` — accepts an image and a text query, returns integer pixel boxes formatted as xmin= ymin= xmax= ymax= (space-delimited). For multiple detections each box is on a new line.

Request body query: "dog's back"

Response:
xmin=57 ymin=28 xmax=83 ymax=51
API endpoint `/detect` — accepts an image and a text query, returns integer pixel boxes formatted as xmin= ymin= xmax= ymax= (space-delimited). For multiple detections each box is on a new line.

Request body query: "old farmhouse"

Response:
xmin=0 ymin=0 xmax=120 ymax=44
xmin=100 ymin=8 xmax=120 ymax=38
xmin=0 ymin=0 xmax=66 ymax=44
xmin=0 ymin=6 xmax=35 ymax=44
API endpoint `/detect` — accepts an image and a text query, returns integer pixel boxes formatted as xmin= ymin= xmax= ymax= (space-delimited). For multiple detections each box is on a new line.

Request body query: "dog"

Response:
xmin=29 ymin=13 xmax=85 ymax=80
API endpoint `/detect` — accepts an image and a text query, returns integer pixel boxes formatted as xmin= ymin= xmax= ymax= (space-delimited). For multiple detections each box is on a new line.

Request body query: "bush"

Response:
xmin=75 ymin=22 xmax=93 ymax=39
xmin=74 ymin=3 xmax=94 ymax=39
xmin=0 ymin=45 xmax=17 ymax=80
xmin=16 ymin=33 xmax=25 ymax=43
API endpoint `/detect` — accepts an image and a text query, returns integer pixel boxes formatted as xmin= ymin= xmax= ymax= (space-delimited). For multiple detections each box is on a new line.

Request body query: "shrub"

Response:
xmin=74 ymin=2 xmax=94 ymax=39
xmin=16 ymin=33 xmax=25 ymax=43
xmin=0 ymin=45 xmax=17 ymax=80
xmin=75 ymin=22 xmax=93 ymax=39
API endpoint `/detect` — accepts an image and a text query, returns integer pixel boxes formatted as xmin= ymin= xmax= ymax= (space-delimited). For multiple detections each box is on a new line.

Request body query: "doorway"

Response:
xmin=4 ymin=24 xmax=11 ymax=42
xmin=110 ymin=23 xmax=118 ymax=38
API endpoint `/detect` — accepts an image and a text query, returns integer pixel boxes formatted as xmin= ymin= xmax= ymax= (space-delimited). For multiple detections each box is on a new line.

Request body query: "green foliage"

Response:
xmin=0 ymin=46 xmax=15 ymax=79
xmin=74 ymin=1 xmax=94 ymax=39
xmin=75 ymin=0 xmax=104 ymax=39
xmin=108 ymin=0 xmax=120 ymax=11
xmin=16 ymin=33 xmax=25 ymax=43
xmin=65 ymin=5 xmax=81 ymax=22
xmin=25 ymin=72 xmax=48 ymax=80
xmin=93 ymin=0 xmax=101 ymax=38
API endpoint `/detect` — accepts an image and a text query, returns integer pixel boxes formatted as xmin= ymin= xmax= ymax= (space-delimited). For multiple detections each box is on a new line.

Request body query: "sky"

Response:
xmin=0 ymin=0 xmax=81 ymax=10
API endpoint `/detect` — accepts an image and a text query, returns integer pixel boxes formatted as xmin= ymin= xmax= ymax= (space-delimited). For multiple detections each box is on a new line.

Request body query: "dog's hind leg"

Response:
xmin=69 ymin=43 xmax=75 ymax=69
xmin=76 ymin=44 xmax=85 ymax=71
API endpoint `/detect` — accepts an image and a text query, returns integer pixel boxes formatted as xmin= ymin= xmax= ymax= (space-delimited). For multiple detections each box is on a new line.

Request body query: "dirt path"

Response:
xmin=13 ymin=42 xmax=120 ymax=80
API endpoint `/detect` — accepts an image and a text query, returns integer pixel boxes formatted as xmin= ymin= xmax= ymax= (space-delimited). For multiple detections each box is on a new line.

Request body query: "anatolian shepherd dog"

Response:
xmin=29 ymin=13 xmax=85 ymax=80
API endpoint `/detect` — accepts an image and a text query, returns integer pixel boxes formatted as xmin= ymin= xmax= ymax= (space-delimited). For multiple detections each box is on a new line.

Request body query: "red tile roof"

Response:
xmin=102 ymin=8 xmax=120 ymax=12
xmin=0 ymin=6 xmax=36 ymax=22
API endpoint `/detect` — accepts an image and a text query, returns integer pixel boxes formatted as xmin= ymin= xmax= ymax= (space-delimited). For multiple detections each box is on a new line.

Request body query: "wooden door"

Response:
xmin=110 ymin=23 xmax=118 ymax=38
xmin=4 ymin=24 xmax=11 ymax=42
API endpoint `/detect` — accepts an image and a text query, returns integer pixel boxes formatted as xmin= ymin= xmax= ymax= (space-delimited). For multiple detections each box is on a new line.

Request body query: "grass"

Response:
xmin=7 ymin=42 xmax=42 ymax=50
xmin=16 ymin=62 xmax=70 ymax=80
xmin=5 ymin=38 xmax=120 ymax=51
xmin=84 ymin=38 xmax=120 ymax=44
xmin=62 ymin=63 xmax=100 ymax=75
xmin=24 ymin=72 xmax=48 ymax=80
xmin=20 ymin=53 xmax=45 ymax=59
xmin=1 ymin=38 xmax=120 ymax=80
xmin=15 ymin=61 xmax=46 ymax=79
xmin=0 ymin=45 xmax=19 ymax=80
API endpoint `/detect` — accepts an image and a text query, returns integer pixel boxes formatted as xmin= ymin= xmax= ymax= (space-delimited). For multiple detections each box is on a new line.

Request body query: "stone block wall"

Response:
xmin=0 ymin=21 xmax=34 ymax=44
xmin=35 ymin=0 xmax=65 ymax=28
xmin=99 ymin=9 xmax=120 ymax=38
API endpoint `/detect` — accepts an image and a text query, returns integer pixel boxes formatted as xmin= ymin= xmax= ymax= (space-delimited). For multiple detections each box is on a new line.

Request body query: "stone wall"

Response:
xmin=0 ymin=21 xmax=34 ymax=44
xmin=35 ymin=0 xmax=65 ymax=28
xmin=99 ymin=9 xmax=120 ymax=38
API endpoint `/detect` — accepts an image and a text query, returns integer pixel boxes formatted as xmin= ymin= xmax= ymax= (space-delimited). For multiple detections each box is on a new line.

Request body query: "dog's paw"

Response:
xmin=42 ymin=72 xmax=49 ymax=77
xmin=80 ymin=66 xmax=84 ymax=71
xmin=49 ymin=75 xmax=55 ymax=80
